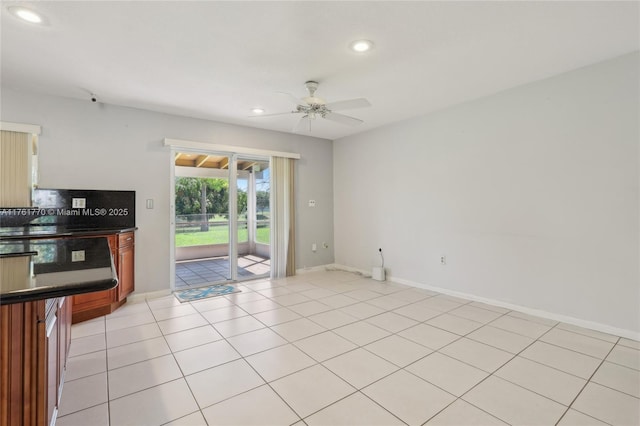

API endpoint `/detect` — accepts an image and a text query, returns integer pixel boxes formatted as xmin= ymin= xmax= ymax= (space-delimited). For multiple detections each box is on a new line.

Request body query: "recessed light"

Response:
xmin=251 ymin=108 xmax=265 ymax=114
xmin=8 ymin=6 xmax=44 ymax=24
xmin=350 ymin=39 xmax=374 ymax=53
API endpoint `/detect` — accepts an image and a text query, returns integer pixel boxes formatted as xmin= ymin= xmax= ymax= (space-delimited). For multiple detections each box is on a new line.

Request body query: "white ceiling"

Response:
xmin=2 ymin=1 xmax=638 ymax=140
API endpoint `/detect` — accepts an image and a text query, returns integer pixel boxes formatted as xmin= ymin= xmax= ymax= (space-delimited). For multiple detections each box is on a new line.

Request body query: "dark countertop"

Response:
xmin=0 ymin=225 xmax=137 ymax=240
xmin=0 ymin=237 xmax=118 ymax=304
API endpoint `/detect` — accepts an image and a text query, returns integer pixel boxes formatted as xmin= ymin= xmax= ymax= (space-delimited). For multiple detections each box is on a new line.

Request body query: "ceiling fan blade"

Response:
xmin=276 ymin=91 xmax=305 ymax=106
xmin=323 ymin=112 xmax=363 ymax=126
xmin=292 ymin=115 xmax=310 ymax=133
xmin=248 ymin=111 xmax=295 ymax=118
xmin=324 ymin=98 xmax=371 ymax=111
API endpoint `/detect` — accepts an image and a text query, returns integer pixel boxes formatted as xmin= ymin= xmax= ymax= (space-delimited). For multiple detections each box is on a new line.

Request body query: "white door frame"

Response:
xmin=169 ymin=148 xmax=271 ymax=290
xmin=169 ymin=147 xmax=237 ymax=289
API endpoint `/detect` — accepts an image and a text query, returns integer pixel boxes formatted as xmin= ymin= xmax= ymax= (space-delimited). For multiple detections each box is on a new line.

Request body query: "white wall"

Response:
xmin=1 ymin=89 xmax=335 ymax=294
xmin=334 ymin=52 xmax=639 ymax=334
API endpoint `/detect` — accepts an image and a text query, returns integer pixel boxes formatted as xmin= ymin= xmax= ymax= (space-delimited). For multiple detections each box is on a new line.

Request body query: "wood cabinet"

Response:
xmin=0 ymin=301 xmax=42 ymax=425
xmin=71 ymin=231 xmax=135 ymax=323
xmin=0 ymin=296 xmax=71 ymax=426
xmin=71 ymin=234 xmax=117 ymax=321
xmin=117 ymin=232 xmax=135 ymax=300
xmin=57 ymin=297 xmax=72 ymax=399
xmin=45 ymin=301 xmax=58 ymax=425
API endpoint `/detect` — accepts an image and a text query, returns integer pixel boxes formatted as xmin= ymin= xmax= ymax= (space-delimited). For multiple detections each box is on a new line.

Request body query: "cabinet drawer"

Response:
xmin=72 ymin=289 xmax=113 ymax=309
xmin=118 ymin=232 xmax=134 ymax=248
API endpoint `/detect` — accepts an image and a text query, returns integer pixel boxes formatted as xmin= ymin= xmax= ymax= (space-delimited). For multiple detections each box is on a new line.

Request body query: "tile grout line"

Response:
xmin=56 ymin=318 xmax=105 ymax=421
xmin=103 ymin=312 xmax=112 ymax=426
xmin=62 ymin=277 xmax=300 ymax=421
xmin=61 ymin=272 xmax=639 ymax=425
xmin=156 ymin=299 xmax=211 ymax=425
xmin=251 ymin=279 xmax=428 ymax=424
xmin=416 ymin=311 xmax=518 ymax=426
xmin=183 ymin=292 xmax=304 ymax=423
xmin=296 ymin=292 xmax=512 ymax=425
xmin=555 ymin=335 xmax=621 ymax=426
xmin=185 ymin=287 xmax=313 ymax=424
xmin=419 ymin=309 xmax=546 ymax=426
xmin=282 ymin=291 xmax=469 ymax=425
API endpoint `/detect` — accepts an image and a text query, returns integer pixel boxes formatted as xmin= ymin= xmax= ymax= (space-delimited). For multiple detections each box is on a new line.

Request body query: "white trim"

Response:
xmin=175 ymin=165 xmax=249 ymax=179
xmin=127 ymin=289 xmax=172 ymax=303
xmin=0 ymin=121 xmax=41 ymax=134
xmin=296 ymin=264 xmax=333 ymax=274
xmin=323 ymin=263 xmax=371 ymax=277
xmin=169 ymin=149 xmax=176 ymax=291
xmin=331 ymin=264 xmax=640 ymax=341
xmin=164 ymin=138 xmax=300 ymax=160
xmin=229 ymin=155 xmax=238 ymax=281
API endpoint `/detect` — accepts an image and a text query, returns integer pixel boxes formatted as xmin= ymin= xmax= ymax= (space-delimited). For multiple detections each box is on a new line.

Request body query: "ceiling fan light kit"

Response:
xmin=249 ymin=80 xmax=371 ymax=133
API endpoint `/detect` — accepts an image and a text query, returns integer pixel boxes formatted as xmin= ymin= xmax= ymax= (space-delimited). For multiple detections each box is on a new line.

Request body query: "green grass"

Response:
xmin=175 ymin=226 xmax=270 ymax=247
xmin=255 ymin=227 xmax=270 ymax=244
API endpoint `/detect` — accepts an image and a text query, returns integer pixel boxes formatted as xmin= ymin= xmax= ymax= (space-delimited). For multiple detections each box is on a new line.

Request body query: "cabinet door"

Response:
xmin=57 ymin=297 xmax=72 ymax=394
xmin=71 ymin=234 xmax=118 ymax=320
xmin=45 ymin=304 xmax=58 ymax=426
xmin=118 ymin=232 xmax=134 ymax=248
xmin=118 ymin=244 xmax=135 ymax=299
xmin=117 ymin=232 xmax=135 ymax=300
xmin=0 ymin=300 xmax=46 ymax=426
xmin=72 ymin=289 xmax=113 ymax=311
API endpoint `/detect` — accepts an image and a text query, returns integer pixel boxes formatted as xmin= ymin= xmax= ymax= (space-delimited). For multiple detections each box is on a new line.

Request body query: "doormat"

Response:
xmin=174 ymin=284 xmax=241 ymax=303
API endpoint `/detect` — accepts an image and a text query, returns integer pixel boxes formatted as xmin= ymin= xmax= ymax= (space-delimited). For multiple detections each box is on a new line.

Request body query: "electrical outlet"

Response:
xmin=440 ymin=255 xmax=446 ymax=265
xmin=308 ymin=200 xmax=316 ymax=208
xmin=322 ymin=242 xmax=329 ymax=249
xmin=72 ymin=250 xmax=85 ymax=262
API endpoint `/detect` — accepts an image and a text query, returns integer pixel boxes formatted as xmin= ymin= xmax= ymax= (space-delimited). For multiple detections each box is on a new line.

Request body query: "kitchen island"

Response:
xmin=1 ymin=237 xmax=118 ymax=303
xmin=0 ymin=236 xmax=118 ymax=426
xmin=1 ymin=225 xmax=137 ymax=323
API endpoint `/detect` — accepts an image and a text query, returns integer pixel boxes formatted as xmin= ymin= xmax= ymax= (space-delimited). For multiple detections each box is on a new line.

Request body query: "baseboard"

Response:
xmin=330 ymin=264 xmax=638 ymax=340
xmin=386 ymin=273 xmax=640 ymax=341
xmin=296 ymin=264 xmax=334 ymax=274
xmin=325 ymin=263 xmax=372 ymax=278
xmin=127 ymin=289 xmax=172 ymax=303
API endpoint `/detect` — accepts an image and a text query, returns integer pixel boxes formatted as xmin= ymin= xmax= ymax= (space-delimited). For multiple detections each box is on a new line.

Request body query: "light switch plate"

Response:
xmin=72 ymin=198 xmax=86 ymax=208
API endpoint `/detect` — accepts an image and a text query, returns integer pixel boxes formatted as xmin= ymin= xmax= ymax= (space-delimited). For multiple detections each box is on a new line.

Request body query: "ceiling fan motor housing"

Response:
xmin=304 ymin=81 xmax=319 ymax=96
xmin=303 ymin=81 xmax=326 ymax=105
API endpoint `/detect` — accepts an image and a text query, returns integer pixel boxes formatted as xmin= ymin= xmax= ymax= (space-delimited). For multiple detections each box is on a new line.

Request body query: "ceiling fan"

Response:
xmin=249 ymin=81 xmax=371 ymax=132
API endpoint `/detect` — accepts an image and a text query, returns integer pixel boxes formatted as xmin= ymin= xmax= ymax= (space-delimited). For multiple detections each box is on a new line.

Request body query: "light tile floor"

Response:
xmin=57 ymin=271 xmax=640 ymax=426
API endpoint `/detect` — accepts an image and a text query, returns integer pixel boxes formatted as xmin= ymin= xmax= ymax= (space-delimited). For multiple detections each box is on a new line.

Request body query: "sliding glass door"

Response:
xmin=172 ymin=151 xmax=270 ymax=289
xmin=236 ymin=156 xmax=271 ymax=280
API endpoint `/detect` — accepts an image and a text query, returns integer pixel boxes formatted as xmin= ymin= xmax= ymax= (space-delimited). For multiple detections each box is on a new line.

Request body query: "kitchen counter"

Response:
xmin=0 ymin=225 xmax=137 ymax=240
xmin=0 ymin=237 xmax=118 ymax=304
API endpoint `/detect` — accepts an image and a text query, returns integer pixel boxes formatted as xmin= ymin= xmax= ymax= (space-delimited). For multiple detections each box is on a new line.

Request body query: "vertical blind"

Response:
xmin=0 ymin=130 xmax=31 ymax=207
xmin=271 ymin=156 xmax=296 ymax=278
xmin=0 ymin=257 xmax=32 ymax=291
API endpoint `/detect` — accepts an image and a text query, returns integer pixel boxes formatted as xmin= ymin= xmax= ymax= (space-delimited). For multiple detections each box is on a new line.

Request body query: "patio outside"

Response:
xmin=174 ymin=161 xmax=271 ymax=287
